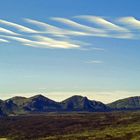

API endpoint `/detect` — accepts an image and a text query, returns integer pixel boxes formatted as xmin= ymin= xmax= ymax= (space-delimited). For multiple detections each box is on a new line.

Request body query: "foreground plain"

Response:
xmin=1 ymin=112 xmax=140 ymax=140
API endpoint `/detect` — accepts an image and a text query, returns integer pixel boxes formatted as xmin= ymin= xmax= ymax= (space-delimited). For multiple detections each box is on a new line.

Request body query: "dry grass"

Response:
xmin=0 ymin=111 xmax=140 ymax=140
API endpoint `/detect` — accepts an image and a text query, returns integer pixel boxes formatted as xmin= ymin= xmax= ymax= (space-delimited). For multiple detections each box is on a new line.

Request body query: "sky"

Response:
xmin=0 ymin=0 xmax=140 ymax=103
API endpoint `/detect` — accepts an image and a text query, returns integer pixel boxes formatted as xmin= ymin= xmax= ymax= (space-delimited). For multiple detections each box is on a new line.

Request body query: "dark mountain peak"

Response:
xmin=31 ymin=94 xmax=44 ymax=97
xmin=71 ymin=95 xmax=85 ymax=98
xmin=10 ymin=96 xmax=27 ymax=100
xmin=129 ymin=96 xmax=140 ymax=101
xmin=62 ymin=95 xmax=87 ymax=102
xmin=61 ymin=95 xmax=108 ymax=111
xmin=29 ymin=94 xmax=57 ymax=104
xmin=30 ymin=94 xmax=48 ymax=100
xmin=7 ymin=96 xmax=27 ymax=102
xmin=5 ymin=96 xmax=28 ymax=107
xmin=24 ymin=94 xmax=61 ymax=112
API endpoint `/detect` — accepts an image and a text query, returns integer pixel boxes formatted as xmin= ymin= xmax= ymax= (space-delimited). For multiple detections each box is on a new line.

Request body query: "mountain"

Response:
xmin=0 ymin=99 xmax=3 ymax=107
xmin=0 ymin=100 xmax=4 ymax=116
xmin=0 ymin=99 xmax=18 ymax=115
xmin=108 ymin=96 xmax=140 ymax=110
xmin=61 ymin=95 xmax=109 ymax=111
xmin=22 ymin=94 xmax=61 ymax=112
xmin=3 ymin=95 xmax=61 ymax=115
xmin=8 ymin=96 xmax=27 ymax=106
xmin=0 ymin=95 xmax=109 ymax=116
xmin=2 ymin=95 xmax=140 ymax=116
xmin=0 ymin=108 xmax=5 ymax=116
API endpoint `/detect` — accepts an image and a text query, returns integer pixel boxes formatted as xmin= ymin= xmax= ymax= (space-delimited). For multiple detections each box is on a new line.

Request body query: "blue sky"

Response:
xmin=0 ymin=0 xmax=140 ymax=103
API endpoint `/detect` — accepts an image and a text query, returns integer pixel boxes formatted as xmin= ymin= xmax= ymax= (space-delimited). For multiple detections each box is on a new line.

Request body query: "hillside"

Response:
xmin=61 ymin=95 xmax=108 ymax=111
xmin=0 ymin=95 xmax=109 ymax=116
xmin=108 ymin=96 xmax=140 ymax=110
xmin=1 ymin=95 xmax=140 ymax=116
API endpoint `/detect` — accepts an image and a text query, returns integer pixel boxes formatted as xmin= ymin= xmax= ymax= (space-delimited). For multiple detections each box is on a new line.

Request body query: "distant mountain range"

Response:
xmin=1 ymin=95 xmax=140 ymax=116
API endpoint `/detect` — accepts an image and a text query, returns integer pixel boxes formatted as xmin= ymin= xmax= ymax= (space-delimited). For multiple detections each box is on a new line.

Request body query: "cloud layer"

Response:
xmin=0 ymin=16 xmax=139 ymax=49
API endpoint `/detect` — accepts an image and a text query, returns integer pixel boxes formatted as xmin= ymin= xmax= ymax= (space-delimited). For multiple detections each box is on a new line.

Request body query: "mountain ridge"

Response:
xmin=108 ymin=96 xmax=140 ymax=110
xmin=1 ymin=95 xmax=140 ymax=116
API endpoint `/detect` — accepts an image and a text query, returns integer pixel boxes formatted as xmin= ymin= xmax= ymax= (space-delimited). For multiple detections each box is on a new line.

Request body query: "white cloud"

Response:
xmin=25 ymin=18 xmax=120 ymax=38
xmin=50 ymin=17 xmax=124 ymax=38
xmin=0 ymin=35 xmax=32 ymax=43
xmin=0 ymin=16 xmax=139 ymax=50
xmin=118 ymin=17 xmax=140 ymax=29
xmin=51 ymin=16 xmax=133 ymax=39
xmin=0 ymin=27 xmax=19 ymax=35
xmin=85 ymin=60 xmax=103 ymax=64
xmin=25 ymin=36 xmax=80 ymax=49
xmin=91 ymin=47 xmax=104 ymax=51
xmin=0 ymin=38 xmax=9 ymax=43
xmin=78 ymin=47 xmax=104 ymax=51
xmin=77 ymin=15 xmax=129 ymax=32
xmin=33 ymin=35 xmax=80 ymax=49
xmin=24 ymin=18 xmax=91 ymax=37
xmin=0 ymin=35 xmax=80 ymax=49
xmin=0 ymin=19 xmax=38 ymax=33
xmin=51 ymin=17 xmax=106 ymax=33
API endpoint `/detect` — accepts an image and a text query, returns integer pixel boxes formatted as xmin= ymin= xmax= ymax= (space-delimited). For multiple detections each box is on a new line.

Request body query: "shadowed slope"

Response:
xmin=108 ymin=96 xmax=140 ymax=110
xmin=61 ymin=95 xmax=109 ymax=111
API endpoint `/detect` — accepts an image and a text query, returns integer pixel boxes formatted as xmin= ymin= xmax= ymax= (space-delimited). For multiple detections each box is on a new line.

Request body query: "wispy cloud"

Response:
xmin=0 ymin=38 xmax=9 ymax=43
xmin=0 ymin=35 xmax=81 ymax=49
xmin=51 ymin=17 xmax=135 ymax=39
xmin=91 ymin=47 xmax=105 ymax=51
xmin=0 ymin=19 xmax=38 ymax=33
xmin=0 ymin=27 xmax=19 ymax=35
xmin=85 ymin=60 xmax=103 ymax=64
xmin=118 ymin=17 xmax=140 ymax=29
xmin=51 ymin=17 xmax=106 ymax=33
xmin=79 ymin=47 xmax=105 ymax=51
xmin=24 ymin=18 xmax=91 ymax=37
xmin=0 ymin=35 xmax=32 ymax=43
xmin=76 ymin=15 xmax=133 ymax=39
xmin=0 ymin=16 xmax=139 ymax=50
xmin=26 ymin=35 xmax=80 ymax=49
xmin=77 ymin=15 xmax=129 ymax=32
